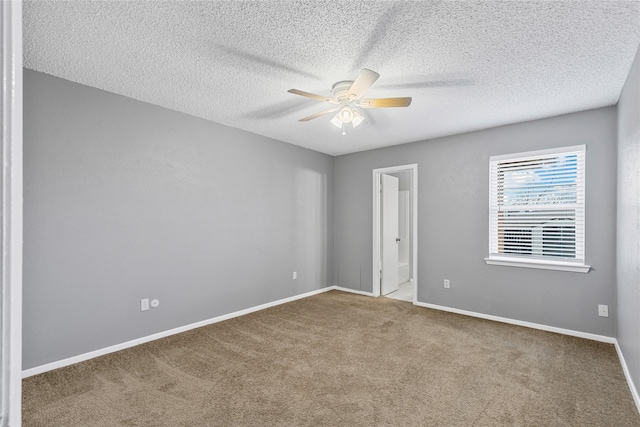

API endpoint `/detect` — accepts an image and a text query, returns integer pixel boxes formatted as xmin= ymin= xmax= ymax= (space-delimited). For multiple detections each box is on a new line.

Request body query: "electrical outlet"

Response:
xmin=293 ymin=271 xmax=297 ymax=280
xmin=140 ymin=298 xmax=149 ymax=312
xmin=444 ymin=279 xmax=450 ymax=289
xmin=598 ymin=304 xmax=609 ymax=317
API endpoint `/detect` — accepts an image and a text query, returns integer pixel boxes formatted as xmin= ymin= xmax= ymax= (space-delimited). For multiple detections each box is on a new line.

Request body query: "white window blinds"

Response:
xmin=489 ymin=145 xmax=586 ymax=264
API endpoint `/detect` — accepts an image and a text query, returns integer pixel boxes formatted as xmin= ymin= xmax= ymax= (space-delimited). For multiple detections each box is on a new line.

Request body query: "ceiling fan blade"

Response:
xmin=288 ymin=89 xmax=338 ymax=104
xmin=348 ymin=69 xmax=380 ymax=100
xmin=298 ymin=107 xmax=339 ymax=122
xmin=358 ymin=97 xmax=412 ymax=108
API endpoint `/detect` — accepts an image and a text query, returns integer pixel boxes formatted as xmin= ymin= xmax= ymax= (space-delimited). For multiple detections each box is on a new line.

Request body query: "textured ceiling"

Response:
xmin=23 ymin=1 xmax=640 ymax=156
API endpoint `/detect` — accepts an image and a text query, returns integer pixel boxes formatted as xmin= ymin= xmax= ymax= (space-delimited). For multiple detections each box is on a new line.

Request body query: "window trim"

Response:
xmin=484 ymin=256 xmax=590 ymax=273
xmin=485 ymin=144 xmax=590 ymax=273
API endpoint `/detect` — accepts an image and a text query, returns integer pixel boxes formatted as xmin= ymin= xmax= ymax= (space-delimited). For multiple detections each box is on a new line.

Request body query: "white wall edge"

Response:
xmin=615 ymin=341 xmax=640 ymax=415
xmin=414 ymin=301 xmax=616 ymax=344
xmin=2 ymin=1 xmax=23 ymax=426
xmin=22 ymin=286 xmax=335 ymax=378
xmin=332 ymin=286 xmax=375 ymax=297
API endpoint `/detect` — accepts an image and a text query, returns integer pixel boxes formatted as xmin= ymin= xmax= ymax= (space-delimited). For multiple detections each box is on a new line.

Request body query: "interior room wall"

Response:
xmin=334 ymin=107 xmax=617 ymax=337
xmin=389 ymin=171 xmax=411 ymax=191
xmin=23 ymin=69 xmax=334 ymax=370
xmin=617 ymin=44 xmax=640 ymax=397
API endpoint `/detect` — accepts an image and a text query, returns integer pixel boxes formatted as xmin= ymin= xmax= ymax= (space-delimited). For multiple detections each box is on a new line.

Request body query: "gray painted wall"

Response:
xmin=23 ymin=70 xmax=334 ymax=369
xmin=334 ymin=107 xmax=617 ymax=336
xmin=23 ymin=65 xmax=624 ymax=371
xmin=617 ymin=44 xmax=640 ymax=395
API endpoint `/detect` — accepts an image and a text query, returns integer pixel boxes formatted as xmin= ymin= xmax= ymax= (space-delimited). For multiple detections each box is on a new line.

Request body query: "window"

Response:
xmin=485 ymin=145 xmax=590 ymax=273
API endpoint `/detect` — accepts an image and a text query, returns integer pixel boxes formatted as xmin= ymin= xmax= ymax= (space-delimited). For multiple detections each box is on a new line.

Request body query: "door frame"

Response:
xmin=372 ymin=164 xmax=418 ymax=302
xmin=1 ymin=1 xmax=23 ymax=425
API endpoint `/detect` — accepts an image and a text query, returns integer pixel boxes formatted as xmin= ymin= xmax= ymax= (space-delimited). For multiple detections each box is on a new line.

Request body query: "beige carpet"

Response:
xmin=23 ymin=291 xmax=640 ymax=426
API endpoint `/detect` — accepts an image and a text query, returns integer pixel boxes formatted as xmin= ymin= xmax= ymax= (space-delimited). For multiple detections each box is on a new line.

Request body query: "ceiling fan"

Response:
xmin=288 ymin=69 xmax=412 ymax=135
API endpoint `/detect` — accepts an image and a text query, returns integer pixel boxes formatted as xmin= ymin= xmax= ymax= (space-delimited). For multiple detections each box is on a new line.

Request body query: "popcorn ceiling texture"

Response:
xmin=23 ymin=1 xmax=640 ymax=155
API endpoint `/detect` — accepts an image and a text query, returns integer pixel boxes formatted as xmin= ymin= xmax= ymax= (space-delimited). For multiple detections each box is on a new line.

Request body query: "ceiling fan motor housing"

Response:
xmin=332 ymin=80 xmax=355 ymax=102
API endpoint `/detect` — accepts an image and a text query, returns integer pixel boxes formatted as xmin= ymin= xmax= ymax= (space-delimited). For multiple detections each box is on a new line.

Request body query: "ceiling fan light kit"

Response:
xmin=351 ymin=109 xmax=365 ymax=127
xmin=338 ymin=107 xmax=354 ymax=123
xmin=288 ymin=68 xmax=412 ymax=135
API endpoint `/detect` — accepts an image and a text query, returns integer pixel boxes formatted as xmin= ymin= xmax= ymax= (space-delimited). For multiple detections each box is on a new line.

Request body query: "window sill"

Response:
xmin=484 ymin=257 xmax=590 ymax=273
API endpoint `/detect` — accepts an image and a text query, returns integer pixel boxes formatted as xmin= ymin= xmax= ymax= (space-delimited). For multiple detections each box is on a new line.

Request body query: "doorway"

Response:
xmin=372 ymin=164 xmax=417 ymax=303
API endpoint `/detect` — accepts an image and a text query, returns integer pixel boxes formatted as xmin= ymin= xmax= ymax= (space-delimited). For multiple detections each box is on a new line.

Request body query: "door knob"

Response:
xmin=396 ymin=238 xmax=401 ymax=242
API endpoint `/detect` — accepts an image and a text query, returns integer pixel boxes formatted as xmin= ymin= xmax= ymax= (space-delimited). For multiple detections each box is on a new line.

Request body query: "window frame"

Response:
xmin=484 ymin=145 xmax=590 ymax=273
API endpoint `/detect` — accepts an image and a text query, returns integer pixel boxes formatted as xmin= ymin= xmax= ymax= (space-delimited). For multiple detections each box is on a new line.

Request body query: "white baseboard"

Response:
xmin=22 ymin=286 xmax=335 ymax=378
xmin=331 ymin=286 xmax=375 ymax=297
xmin=24 ymin=285 xmax=635 ymax=417
xmin=414 ymin=301 xmax=616 ymax=344
xmin=615 ymin=341 xmax=640 ymax=414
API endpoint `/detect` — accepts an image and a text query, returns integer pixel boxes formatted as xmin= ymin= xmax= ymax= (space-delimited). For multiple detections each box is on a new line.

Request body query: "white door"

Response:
xmin=381 ymin=174 xmax=399 ymax=295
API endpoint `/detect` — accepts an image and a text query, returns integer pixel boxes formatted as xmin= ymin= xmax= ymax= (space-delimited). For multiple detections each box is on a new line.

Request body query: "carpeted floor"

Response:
xmin=23 ymin=291 xmax=640 ymax=426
